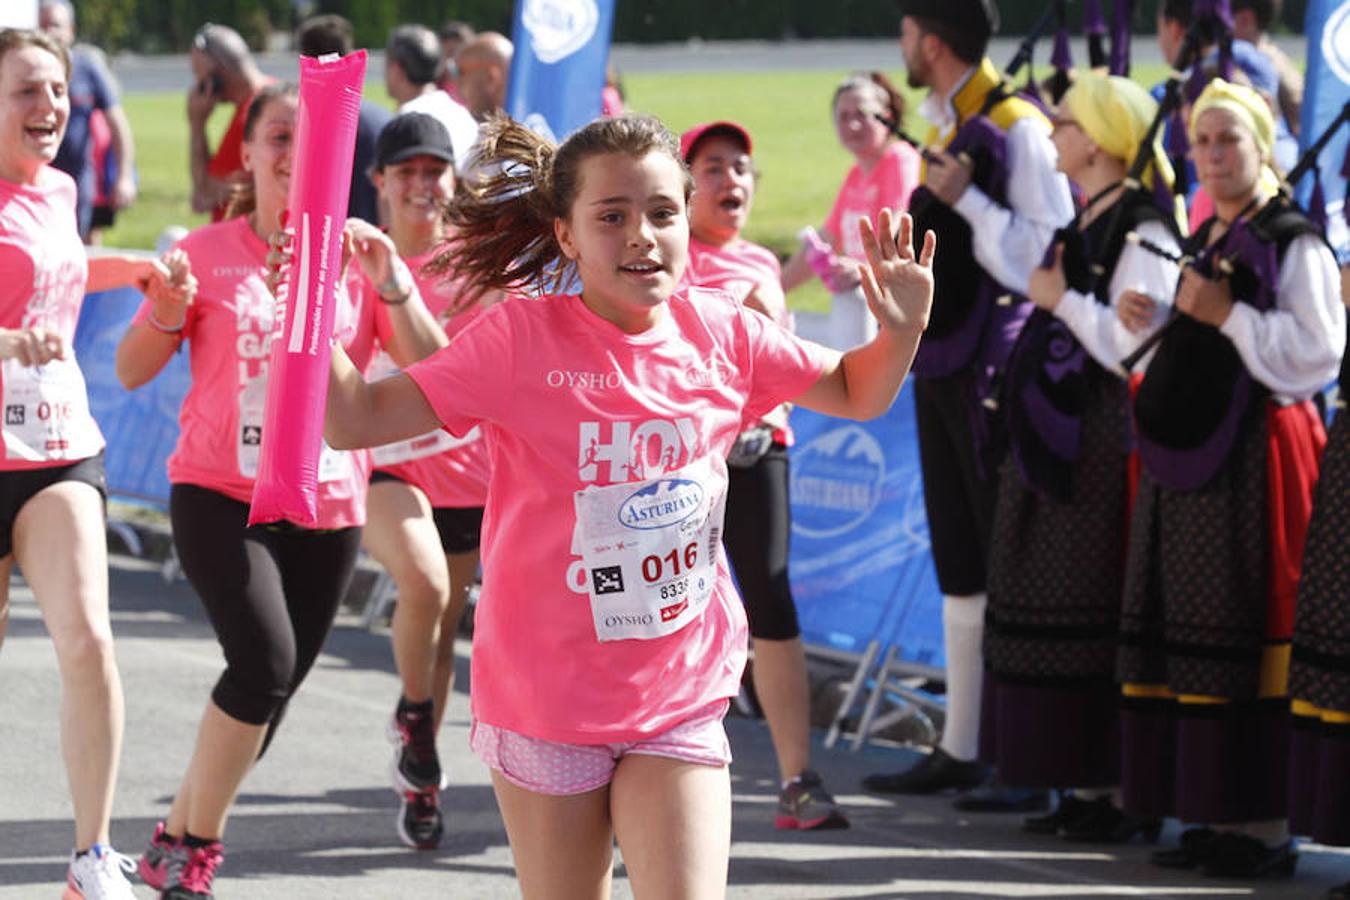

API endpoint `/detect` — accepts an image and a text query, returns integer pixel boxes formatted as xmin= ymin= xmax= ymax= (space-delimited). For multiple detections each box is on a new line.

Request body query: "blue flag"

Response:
xmin=1299 ymin=0 xmax=1350 ymax=260
xmin=506 ymin=0 xmax=617 ymax=142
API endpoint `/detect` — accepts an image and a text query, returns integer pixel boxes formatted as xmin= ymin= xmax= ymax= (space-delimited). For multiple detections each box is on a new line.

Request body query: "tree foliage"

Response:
xmin=69 ymin=0 xmax=1306 ymax=53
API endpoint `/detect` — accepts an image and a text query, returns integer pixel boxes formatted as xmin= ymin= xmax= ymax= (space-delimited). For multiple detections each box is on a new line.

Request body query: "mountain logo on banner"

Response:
xmin=789 ymin=424 xmax=885 ymax=539
xmin=1325 ymin=2 xmax=1350 ymax=83
xmin=522 ymin=0 xmax=599 ymax=65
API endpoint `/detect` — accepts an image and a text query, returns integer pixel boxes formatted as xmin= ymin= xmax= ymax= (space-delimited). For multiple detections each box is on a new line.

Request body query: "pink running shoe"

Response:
xmin=162 ymin=841 xmax=223 ymax=900
xmin=137 ymin=821 xmax=184 ymax=891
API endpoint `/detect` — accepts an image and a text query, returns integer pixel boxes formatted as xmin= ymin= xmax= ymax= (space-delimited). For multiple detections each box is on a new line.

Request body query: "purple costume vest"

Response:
xmin=1004 ymin=192 xmax=1171 ymax=500
xmin=1133 ymin=198 xmax=1323 ymax=491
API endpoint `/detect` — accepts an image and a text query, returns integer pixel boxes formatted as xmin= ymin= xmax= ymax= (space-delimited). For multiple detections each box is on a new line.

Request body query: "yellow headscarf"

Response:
xmin=1188 ymin=78 xmax=1282 ymax=196
xmin=1061 ymin=72 xmax=1175 ymax=196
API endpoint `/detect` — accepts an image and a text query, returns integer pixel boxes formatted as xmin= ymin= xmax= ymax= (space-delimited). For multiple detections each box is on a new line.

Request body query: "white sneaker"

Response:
xmin=63 ymin=844 xmax=137 ymax=900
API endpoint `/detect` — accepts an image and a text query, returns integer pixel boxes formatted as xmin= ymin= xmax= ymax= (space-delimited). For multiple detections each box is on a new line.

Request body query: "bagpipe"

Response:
xmin=1119 ymin=99 xmax=1350 ymax=372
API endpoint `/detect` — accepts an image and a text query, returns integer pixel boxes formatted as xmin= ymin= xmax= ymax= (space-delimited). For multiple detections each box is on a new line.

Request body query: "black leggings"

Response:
xmin=722 ymin=444 xmax=800 ymax=641
xmin=170 ymin=484 xmax=362 ymax=746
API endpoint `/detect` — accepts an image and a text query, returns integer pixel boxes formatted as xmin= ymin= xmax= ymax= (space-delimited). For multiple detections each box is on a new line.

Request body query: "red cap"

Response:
xmin=679 ymin=121 xmax=753 ymax=163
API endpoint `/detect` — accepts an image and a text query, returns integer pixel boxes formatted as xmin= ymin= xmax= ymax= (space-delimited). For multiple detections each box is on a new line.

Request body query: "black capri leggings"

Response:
xmin=170 ymin=484 xmax=362 ymax=738
xmin=722 ymin=443 xmax=800 ymax=641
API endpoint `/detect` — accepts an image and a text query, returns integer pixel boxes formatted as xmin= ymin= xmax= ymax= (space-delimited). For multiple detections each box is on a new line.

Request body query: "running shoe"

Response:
xmin=137 ymin=821 xmax=185 ymax=891
xmin=388 ymin=702 xmax=444 ymax=793
xmin=397 ymin=787 xmax=445 ymax=850
xmin=161 ymin=841 xmax=223 ymax=900
xmin=63 ymin=844 xmax=137 ymax=900
xmin=775 ymin=770 xmax=850 ymax=830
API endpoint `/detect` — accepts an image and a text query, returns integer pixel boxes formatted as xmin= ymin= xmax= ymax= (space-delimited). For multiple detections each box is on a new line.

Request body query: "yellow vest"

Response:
xmin=920 ymin=59 xmax=1049 ymax=177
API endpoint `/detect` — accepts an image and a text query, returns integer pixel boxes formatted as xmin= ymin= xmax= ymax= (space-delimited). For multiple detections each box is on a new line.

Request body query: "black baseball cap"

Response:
xmin=374 ymin=112 xmax=455 ymax=170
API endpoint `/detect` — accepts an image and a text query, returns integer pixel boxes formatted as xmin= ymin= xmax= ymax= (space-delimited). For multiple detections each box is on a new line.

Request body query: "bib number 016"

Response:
xmin=641 ymin=541 xmax=699 ymax=584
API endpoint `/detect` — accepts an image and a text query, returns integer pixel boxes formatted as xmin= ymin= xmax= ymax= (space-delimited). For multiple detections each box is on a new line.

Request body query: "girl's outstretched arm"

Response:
xmin=794 ymin=209 xmax=934 ymax=420
xmin=326 ymin=343 xmax=443 ymax=450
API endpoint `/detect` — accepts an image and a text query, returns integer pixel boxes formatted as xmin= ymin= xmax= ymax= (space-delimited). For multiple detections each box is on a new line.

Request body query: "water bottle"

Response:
xmin=798 ymin=226 xmax=840 ymax=290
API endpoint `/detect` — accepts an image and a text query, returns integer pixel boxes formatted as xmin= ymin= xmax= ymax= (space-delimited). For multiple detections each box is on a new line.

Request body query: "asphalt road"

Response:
xmin=2 ymin=553 xmax=1348 ymax=898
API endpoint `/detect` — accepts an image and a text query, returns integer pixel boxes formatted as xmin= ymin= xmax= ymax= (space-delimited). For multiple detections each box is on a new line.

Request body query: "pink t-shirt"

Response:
xmin=365 ymin=250 xmax=490 ymax=508
xmin=0 ymin=168 xmax=104 ymax=470
xmin=139 ymin=216 xmax=376 ymax=528
xmin=824 ymin=141 xmax=922 ymax=262
xmin=683 ymin=236 xmax=794 ymax=444
xmin=405 ymin=288 xmax=828 ymax=743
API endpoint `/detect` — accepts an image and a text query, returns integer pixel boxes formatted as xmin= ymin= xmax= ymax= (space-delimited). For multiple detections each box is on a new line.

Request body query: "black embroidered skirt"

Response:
xmin=980 ymin=374 xmax=1130 ymax=787
xmin=1289 ymin=409 xmax=1350 ymax=845
xmin=1116 ymin=410 xmax=1289 ymax=823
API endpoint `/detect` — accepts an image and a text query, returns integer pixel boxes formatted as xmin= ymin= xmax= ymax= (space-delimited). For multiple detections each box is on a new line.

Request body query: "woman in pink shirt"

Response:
xmin=114 ymin=85 xmax=443 ymax=900
xmin=354 ymin=112 xmax=492 ymax=850
xmin=320 ymin=114 xmax=935 ymax=899
xmin=679 ymin=119 xmax=849 ymax=831
xmin=0 ymin=28 xmax=184 ymax=900
xmin=783 ymin=72 xmax=922 ymax=299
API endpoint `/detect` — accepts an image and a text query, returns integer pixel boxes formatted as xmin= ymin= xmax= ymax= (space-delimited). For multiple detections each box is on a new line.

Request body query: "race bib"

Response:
xmin=573 ymin=456 xmax=727 ymax=642
xmin=237 ymin=374 xmax=351 ymax=482
xmin=366 ymin=349 xmax=479 ymax=466
xmin=1 ymin=357 xmax=102 ymax=462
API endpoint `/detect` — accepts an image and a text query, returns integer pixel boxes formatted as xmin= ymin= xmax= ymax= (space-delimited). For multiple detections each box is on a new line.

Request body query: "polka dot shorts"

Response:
xmin=470 ymin=699 xmax=733 ymax=796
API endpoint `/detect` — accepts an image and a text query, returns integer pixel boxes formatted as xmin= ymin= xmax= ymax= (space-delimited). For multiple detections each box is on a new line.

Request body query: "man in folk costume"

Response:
xmin=862 ymin=0 xmax=1074 ymax=797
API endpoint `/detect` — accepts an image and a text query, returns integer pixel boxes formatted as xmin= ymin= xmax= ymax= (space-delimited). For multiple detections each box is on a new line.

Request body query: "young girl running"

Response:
xmin=354 ymin=112 xmax=491 ymax=849
xmin=678 ymin=119 xmax=848 ymax=830
xmin=0 ymin=28 xmax=183 ymax=899
xmin=115 ymin=84 xmax=443 ymax=900
xmin=321 ymin=114 xmax=934 ymax=899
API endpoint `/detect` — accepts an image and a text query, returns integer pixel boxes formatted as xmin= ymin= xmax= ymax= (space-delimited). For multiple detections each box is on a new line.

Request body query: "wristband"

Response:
xmin=378 ymin=279 xmax=413 ymax=305
xmin=148 ymin=309 xmax=186 ymax=334
xmin=377 ymin=258 xmax=415 ymax=305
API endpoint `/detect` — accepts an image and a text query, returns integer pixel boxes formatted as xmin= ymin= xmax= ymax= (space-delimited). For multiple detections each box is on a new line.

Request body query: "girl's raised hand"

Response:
xmin=858 ymin=208 xmax=934 ymax=335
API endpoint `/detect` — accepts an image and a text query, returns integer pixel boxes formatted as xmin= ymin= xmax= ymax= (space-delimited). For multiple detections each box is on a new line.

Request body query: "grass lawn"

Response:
xmin=104 ymin=64 xmax=1172 ymax=311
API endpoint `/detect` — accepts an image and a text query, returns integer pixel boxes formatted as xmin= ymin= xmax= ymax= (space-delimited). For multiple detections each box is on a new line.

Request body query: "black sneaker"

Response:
xmin=397 ymin=788 xmax=444 ymax=850
xmin=1150 ymin=827 xmax=1218 ymax=869
xmin=775 ymin=770 xmax=849 ymax=830
xmin=1059 ymin=797 xmax=1162 ymax=844
xmin=862 ymin=748 xmax=988 ymax=795
xmin=388 ymin=702 xmax=443 ymax=793
xmin=1023 ymin=792 xmax=1094 ymax=834
xmin=1200 ymin=833 xmax=1297 ymax=879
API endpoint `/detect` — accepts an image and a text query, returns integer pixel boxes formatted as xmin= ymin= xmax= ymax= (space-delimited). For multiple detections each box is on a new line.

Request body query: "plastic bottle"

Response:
xmin=798 ymin=226 xmax=840 ymax=290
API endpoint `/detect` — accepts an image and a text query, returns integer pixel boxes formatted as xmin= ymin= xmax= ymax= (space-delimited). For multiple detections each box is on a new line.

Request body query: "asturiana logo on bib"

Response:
xmin=618 ymin=479 xmax=704 ymax=530
xmin=522 ymin=0 xmax=598 ymax=64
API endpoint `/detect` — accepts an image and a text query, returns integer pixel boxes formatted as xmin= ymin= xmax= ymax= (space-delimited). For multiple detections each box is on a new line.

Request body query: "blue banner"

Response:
xmin=505 ymin=0 xmax=617 ymax=142
xmin=787 ymin=384 xmax=945 ymax=669
xmin=73 ymin=287 xmax=189 ymax=504
xmin=1299 ymin=0 xmax=1350 ymax=261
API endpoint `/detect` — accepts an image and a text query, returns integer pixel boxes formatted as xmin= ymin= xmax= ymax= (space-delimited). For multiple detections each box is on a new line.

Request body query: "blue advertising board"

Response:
xmin=788 ymin=382 xmax=945 ymax=669
xmin=1299 ymin=0 xmax=1350 ymax=260
xmin=505 ymin=0 xmax=617 ymax=142
xmin=73 ymin=286 xmax=189 ymax=503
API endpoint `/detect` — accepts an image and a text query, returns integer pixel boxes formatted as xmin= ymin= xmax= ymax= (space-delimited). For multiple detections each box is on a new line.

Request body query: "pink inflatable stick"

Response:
xmin=248 ymin=50 xmax=367 ymax=526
